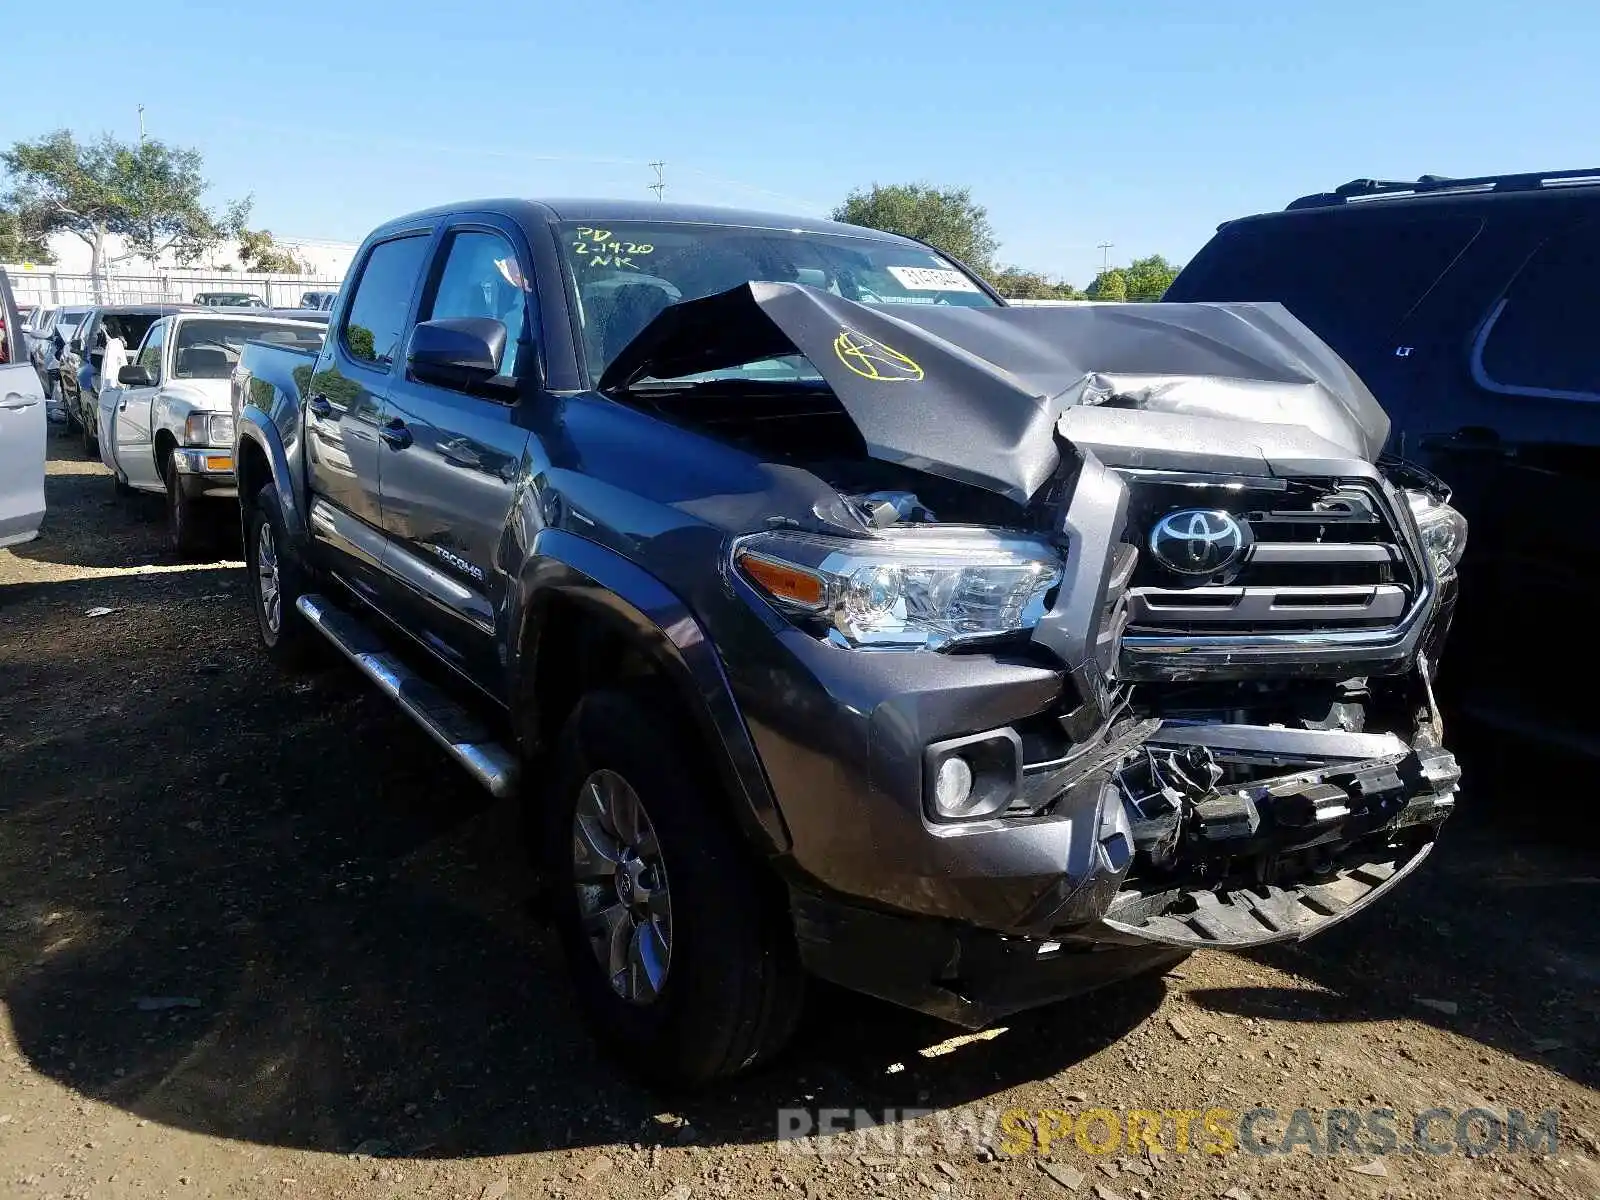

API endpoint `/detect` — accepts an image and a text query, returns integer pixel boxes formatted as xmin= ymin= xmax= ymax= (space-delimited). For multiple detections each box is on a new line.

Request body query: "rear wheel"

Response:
xmin=544 ymin=689 xmax=803 ymax=1085
xmin=246 ymin=484 xmax=320 ymax=668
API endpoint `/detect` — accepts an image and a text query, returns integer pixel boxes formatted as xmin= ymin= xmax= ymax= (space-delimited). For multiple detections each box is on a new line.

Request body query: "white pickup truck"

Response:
xmin=100 ymin=311 xmax=325 ymax=553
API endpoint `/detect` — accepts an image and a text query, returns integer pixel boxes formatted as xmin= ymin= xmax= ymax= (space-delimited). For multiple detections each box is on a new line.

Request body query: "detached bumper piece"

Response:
xmin=1099 ymin=729 xmax=1459 ymax=949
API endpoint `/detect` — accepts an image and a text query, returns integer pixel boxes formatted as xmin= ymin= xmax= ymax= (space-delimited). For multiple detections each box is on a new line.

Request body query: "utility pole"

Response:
xmin=1097 ymin=242 xmax=1114 ymax=273
xmin=648 ymin=161 xmax=666 ymax=201
xmin=137 ymin=105 xmax=146 ymax=143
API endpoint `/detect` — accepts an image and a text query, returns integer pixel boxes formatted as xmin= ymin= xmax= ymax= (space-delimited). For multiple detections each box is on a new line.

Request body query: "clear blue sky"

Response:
xmin=7 ymin=0 xmax=1597 ymax=285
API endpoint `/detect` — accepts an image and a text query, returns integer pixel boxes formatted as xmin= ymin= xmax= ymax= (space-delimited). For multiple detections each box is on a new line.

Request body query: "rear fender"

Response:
xmin=236 ymin=408 xmax=307 ymax=548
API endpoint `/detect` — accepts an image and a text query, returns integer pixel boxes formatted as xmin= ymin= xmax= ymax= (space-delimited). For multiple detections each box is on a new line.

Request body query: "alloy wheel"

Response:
xmin=256 ymin=523 xmax=282 ymax=635
xmin=572 ymin=768 xmax=674 ymax=1004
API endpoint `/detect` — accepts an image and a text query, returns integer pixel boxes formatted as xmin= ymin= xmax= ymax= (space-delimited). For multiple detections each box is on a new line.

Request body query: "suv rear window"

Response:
xmin=1476 ymin=220 xmax=1600 ymax=399
xmin=1167 ymin=213 xmax=1483 ymax=368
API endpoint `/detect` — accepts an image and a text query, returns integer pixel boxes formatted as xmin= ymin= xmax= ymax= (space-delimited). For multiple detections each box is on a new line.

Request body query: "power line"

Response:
xmin=648 ymin=161 xmax=666 ymax=201
xmin=1097 ymin=241 xmax=1114 ymax=272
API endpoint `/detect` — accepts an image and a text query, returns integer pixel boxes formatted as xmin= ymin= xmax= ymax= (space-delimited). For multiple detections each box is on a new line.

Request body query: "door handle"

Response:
xmin=1 ymin=394 xmax=38 ymax=411
xmin=307 ymin=393 xmax=332 ymax=418
xmin=379 ymin=419 xmax=413 ymax=450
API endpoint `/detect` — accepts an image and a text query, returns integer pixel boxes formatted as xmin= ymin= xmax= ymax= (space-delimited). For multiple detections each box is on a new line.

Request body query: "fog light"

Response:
xmin=933 ymin=755 xmax=975 ymax=816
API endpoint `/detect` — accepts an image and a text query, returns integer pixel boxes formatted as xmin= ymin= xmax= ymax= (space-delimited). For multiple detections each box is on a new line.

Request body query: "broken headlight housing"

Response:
xmin=1403 ymin=490 xmax=1468 ymax=581
xmin=734 ymin=528 xmax=1062 ymax=650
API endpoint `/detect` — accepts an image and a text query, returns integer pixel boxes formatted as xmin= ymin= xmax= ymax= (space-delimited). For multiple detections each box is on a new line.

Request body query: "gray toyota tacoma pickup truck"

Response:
xmin=232 ymin=199 xmax=1464 ymax=1084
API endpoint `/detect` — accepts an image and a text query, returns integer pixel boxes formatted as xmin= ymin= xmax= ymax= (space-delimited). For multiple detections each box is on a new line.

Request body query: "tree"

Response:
xmin=1123 ymin=254 xmax=1181 ymax=302
xmin=0 ymin=203 xmax=53 ymax=263
xmin=238 ymin=228 xmax=310 ymax=274
xmin=987 ymin=266 xmax=1083 ymax=301
xmin=1 ymin=130 xmax=249 ymax=293
xmin=1086 ymin=268 xmax=1129 ymax=301
xmin=832 ymin=183 xmax=999 ymax=273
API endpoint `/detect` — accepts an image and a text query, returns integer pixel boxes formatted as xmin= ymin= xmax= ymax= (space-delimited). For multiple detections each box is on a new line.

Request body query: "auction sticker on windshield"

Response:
xmin=887 ymin=265 xmax=981 ymax=292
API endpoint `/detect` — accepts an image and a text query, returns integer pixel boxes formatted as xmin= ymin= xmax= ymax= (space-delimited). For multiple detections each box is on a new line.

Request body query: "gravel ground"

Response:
xmin=1 ymin=434 xmax=1597 ymax=1200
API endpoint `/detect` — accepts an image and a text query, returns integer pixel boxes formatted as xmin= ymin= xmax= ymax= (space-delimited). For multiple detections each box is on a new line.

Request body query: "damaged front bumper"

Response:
xmin=786 ymin=692 xmax=1457 ymax=1027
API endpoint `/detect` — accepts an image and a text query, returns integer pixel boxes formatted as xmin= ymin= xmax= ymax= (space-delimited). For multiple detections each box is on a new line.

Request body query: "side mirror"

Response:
xmin=118 ymin=364 xmax=156 ymax=387
xmin=407 ymin=318 xmax=510 ymax=391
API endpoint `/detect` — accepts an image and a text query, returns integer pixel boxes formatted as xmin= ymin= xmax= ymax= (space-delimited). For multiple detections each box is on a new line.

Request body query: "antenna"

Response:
xmin=1097 ymin=241 xmax=1114 ymax=272
xmin=648 ymin=161 xmax=666 ymax=201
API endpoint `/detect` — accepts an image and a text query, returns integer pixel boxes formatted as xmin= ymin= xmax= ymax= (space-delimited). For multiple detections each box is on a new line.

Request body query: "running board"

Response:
xmin=295 ymin=594 xmax=519 ymax=798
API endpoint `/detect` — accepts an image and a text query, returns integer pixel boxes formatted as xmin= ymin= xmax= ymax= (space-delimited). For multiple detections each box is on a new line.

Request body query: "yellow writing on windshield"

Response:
xmin=572 ymin=227 xmax=655 ymax=271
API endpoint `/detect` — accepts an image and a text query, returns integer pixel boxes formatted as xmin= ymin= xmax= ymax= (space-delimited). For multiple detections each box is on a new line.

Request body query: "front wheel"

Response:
xmin=544 ymin=689 xmax=804 ymax=1085
xmin=164 ymin=458 xmax=210 ymax=557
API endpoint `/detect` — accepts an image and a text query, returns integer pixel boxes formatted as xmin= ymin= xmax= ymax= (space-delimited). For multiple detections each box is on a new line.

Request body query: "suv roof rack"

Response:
xmin=1286 ymin=168 xmax=1600 ymax=210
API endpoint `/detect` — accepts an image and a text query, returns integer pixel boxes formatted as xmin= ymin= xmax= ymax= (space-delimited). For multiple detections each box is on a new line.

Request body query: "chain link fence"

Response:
xmin=4 ymin=267 xmax=343 ymax=310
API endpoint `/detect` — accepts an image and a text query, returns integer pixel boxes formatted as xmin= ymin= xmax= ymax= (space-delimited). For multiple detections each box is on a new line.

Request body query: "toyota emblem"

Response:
xmin=1149 ymin=509 xmax=1251 ymax=576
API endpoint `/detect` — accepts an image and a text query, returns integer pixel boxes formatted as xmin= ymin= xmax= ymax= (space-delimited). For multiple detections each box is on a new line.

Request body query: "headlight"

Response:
xmin=1404 ymin=490 xmax=1468 ymax=581
xmin=733 ymin=528 xmax=1063 ymax=650
xmin=184 ymin=412 xmax=234 ymax=447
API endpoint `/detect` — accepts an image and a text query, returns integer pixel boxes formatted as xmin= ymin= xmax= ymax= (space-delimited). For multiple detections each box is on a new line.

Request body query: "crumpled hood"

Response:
xmin=600 ymin=283 xmax=1389 ymax=502
xmin=160 ymin=378 xmax=231 ymax=412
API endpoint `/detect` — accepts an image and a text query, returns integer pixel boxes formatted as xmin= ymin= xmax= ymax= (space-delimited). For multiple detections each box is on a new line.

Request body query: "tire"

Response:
xmin=164 ymin=457 xmax=211 ymax=558
xmin=544 ymin=689 xmax=803 ymax=1086
xmin=245 ymin=483 xmax=320 ymax=669
xmin=113 ymin=475 xmax=133 ymax=497
xmin=80 ymin=410 xmax=98 ymax=458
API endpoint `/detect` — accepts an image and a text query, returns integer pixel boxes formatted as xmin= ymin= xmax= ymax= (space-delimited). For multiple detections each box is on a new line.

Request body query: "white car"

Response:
xmin=0 ymin=270 xmax=47 ymax=548
xmin=101 ymin=311 xmax=325 ymax=553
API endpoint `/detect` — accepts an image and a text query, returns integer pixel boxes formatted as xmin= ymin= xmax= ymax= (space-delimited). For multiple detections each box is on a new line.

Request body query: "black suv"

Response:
xmin=1166 ymin=169 xmax=1600 ymax=751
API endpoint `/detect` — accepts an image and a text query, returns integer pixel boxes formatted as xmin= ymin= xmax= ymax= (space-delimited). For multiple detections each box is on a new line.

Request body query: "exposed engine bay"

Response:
xmin=606 ymin=282 xmax=1465 ymax=954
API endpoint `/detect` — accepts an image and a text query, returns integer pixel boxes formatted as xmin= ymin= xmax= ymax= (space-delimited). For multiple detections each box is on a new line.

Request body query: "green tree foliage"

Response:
xmin=1123 ymin=253 xmax=1182 ymax=301
xmin=986 ymin=266 xmax=1083 ymax=300
xmin=238 ymin=228 xmax=310 ymax=274
xmin=1 ymin=130 xmax=250 ymax=290
xmin=0 ymin=203 xmax=53 ymax=263
xmin=1086 ymin=268 xmax=1129 ymax=301
xmin=832 ymin=183 xmax=999 ymax=273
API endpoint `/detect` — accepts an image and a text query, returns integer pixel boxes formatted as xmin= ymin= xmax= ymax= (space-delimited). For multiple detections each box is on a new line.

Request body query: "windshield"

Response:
xmin=557 ymin=220 xmax=995 ymax=380
xmin=172 ymin=319 xmax=324 ymax=379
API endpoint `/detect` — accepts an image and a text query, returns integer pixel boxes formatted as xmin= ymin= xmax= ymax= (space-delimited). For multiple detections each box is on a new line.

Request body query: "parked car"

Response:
xmin=299 ymin=290 xmax=337 ymax=310
xmin=1165 ymin=166 xmax=1598 ymax=751
xmin=103 ymin=311 xmax=324 ymax=552
xmin=234 ymin=198 xmax=1464 ymax=1084
xmin=28 ymin=305 xmax=92 ymax=405
xmin=0 ymin=270 xmax=47 ymax=548
xmin=193 ymin=292 xmax=268 ymax=309
xmin=58 ymin=304 xmax=201 ymax=452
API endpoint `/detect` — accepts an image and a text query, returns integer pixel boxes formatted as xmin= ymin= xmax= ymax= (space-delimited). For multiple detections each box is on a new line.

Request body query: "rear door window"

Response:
xmin=1167 ymin=213 xmax=1483 ymax=367
xmin=340 ymin=235 xmax=431 ymax=369
xmin=1475 ymin=221 xmax=1600 ymax=400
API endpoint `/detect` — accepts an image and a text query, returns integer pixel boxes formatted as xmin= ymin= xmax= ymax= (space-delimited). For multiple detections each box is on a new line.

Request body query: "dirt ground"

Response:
xmin=1 ymin=436 xmax=1597 ymax=1200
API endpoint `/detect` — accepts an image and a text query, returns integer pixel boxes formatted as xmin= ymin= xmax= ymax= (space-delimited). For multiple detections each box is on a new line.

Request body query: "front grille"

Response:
xmin=1119 ymin=473 xmax=1418 ymax=636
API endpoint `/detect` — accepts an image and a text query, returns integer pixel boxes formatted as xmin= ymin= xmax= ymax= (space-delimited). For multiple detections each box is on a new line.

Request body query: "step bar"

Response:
xmin=295 ymin=594 xmax=520 ymax=798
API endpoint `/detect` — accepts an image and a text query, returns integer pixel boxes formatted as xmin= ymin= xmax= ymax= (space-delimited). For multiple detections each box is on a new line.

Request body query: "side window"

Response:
xmin=340 ymin=234 xmax=431 ymax=369
xmin=137 ymin=321 xmax=166 ymax=377
xmin=422 ymin=229 xmax=531 ymax=380
xmin=1477 ymin=222 xmax=1600 ymax=399
xmin=1167 ymin=214 xmax=1483 ymax=371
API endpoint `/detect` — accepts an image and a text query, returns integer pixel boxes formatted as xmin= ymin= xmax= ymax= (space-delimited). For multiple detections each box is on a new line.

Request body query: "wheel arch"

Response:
xmin=513 ymin=528 xmax=790 ymax=857
xmin=236 ymin=409 xmax=308 ymax=549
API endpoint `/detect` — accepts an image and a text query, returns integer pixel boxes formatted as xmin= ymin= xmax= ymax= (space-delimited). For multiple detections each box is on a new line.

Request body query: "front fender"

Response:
xmin=515 ymin=528 xmax=790 ymax=856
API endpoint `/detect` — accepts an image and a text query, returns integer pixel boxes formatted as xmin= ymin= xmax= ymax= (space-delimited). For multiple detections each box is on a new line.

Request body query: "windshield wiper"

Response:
xmin=624 ymin=376 xmax=828 ymax=394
